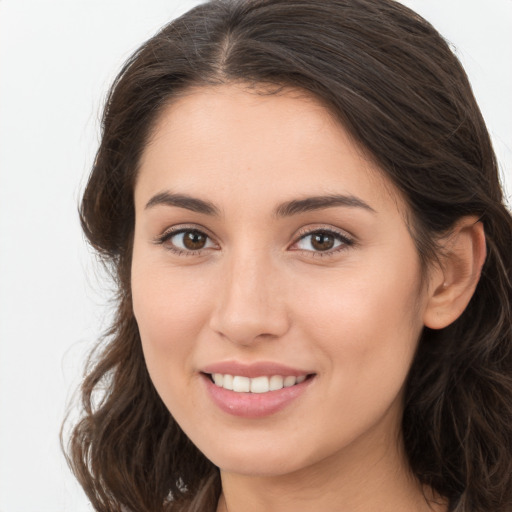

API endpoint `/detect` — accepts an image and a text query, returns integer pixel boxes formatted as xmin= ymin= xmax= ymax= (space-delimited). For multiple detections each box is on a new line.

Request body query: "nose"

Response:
xmin=208 ymin=250 xmax=290 ymax=346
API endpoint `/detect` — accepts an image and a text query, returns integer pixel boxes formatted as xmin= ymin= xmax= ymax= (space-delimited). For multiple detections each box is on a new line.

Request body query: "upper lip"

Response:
xmin=201 ymin=361 xmax=314 ymax=378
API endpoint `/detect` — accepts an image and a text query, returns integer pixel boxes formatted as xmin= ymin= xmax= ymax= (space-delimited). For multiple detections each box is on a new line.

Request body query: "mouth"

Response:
xmin=204 ymin=372 xmax=315 ymax=394
xmin=201 ymin=370 xmax=316 ymax=418
xmin=199 ymin=361 xmax=316 ymax=417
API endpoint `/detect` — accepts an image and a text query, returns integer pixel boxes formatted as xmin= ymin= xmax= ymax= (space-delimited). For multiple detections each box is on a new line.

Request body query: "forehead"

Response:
xmin=135 ymin=83 xmax=402 ymax=215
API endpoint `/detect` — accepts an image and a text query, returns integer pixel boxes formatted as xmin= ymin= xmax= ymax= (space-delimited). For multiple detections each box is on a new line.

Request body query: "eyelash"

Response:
xmin=291 ymin=227 xmax=354 ymax=257
xmin=154 ymin=225 xmax=217 ymax=256
xmin=154 ymin=225 xmax=355 ymax=257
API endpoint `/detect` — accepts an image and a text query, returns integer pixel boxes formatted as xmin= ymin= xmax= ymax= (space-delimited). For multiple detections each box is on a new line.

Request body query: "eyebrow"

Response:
xmin=145 ymin=192 xmax=220 ymax=216
xmin=144 ymin=191 xmax=375 ymax=217
xmin=274 ymin=194 xmax=376 ymax=217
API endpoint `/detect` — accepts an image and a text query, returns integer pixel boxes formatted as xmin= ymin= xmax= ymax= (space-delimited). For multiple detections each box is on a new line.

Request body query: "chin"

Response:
xmin=190 ymin=433 xmax=306 ymax=476
xmin=216 ymin=454 xmax=307 ymax=478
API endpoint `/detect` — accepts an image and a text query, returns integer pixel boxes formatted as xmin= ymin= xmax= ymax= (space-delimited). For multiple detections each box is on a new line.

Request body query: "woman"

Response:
xmin=65 ymin=1 xmax=512 ymax=511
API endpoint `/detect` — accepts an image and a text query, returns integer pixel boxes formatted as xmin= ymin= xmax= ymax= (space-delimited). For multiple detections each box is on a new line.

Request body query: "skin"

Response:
xmin=130 ymin=84 xmax=483 ymax=511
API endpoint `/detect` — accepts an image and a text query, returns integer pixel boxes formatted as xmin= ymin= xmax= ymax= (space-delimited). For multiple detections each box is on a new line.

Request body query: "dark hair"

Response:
xmin=64 ymin=1 xmax=512 ymax=511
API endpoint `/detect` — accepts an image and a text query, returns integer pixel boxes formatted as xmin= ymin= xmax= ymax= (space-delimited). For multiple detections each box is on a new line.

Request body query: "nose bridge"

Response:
xmin=209 ymin=243 xmax=288 ymax=345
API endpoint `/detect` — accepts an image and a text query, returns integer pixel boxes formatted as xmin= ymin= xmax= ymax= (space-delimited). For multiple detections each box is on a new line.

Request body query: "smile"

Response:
xmin=210 ymin=373 xmax=308 ymax=393
xmin=202 ymin=370 xmax=315 ymax=418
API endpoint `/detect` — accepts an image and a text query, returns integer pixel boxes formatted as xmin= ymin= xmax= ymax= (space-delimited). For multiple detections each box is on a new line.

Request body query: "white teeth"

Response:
xmin=223 ymin=374 xmax=234 ymax=390
xmin=269 ymin=375 xmax=284 ymax=391
xmin=283 ymin=376 xmax=297 ymax=387
xmin=211 ymin=373 xmax=308 ymax=393
xmin=232 ymin=376 xmax=250 ymax=393
xmin=250 ymin=376 xmax=269 ymax=393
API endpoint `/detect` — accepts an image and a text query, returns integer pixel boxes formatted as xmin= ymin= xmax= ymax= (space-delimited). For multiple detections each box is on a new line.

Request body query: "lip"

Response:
xmin=200 ymin=360 xmax=312 ymax=378
xmin=200 ymin=361 xmax=315 ymax=418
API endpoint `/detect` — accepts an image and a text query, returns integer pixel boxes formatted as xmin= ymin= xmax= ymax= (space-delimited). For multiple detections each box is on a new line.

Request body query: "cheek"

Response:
xmin=292 ymin=253 xmax=424 ymax=391
xmin=288 ymin=268 xmax=423 ymax=448
xmin=131 ymin=260 xmax=214 ymax=396
xmin=132 ymin=245 xmax=215 ymax=332
xmin=298 ymin=263 xmax=420 ymax=332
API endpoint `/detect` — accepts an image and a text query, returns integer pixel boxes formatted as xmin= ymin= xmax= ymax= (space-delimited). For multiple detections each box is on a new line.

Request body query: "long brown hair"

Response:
xmin=64 ymin=1 xmax=512 ymax=511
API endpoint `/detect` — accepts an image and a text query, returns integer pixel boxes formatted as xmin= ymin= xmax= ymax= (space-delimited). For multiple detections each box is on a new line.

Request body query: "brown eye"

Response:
xmin=293 ymin=229 xmax=352 ymax=253
xmin=182 ymin=230 xmax=208 ymax=250
xmin=159 ymin=228 xmax=216 ymax=253
xmin=310 ymin=232 xmax=335 ymax=251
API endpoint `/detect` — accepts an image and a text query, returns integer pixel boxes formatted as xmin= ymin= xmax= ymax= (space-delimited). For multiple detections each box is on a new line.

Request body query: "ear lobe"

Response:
xmin=423 ymin=216 xmax=486 ymax=330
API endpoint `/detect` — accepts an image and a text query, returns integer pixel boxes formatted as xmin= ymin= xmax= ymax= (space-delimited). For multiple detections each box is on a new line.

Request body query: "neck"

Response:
xmin=216 ymin=426 xmax=447 ymax=512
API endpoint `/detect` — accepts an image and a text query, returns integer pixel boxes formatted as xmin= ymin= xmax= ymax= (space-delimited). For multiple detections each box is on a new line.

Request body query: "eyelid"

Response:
xmin=152 ymin=223 xmax=355 ymax=256
xmin=153 ymin=224 xmax=219 ymax=253
xmin=289 ymin=225 xmax=355 ymax=254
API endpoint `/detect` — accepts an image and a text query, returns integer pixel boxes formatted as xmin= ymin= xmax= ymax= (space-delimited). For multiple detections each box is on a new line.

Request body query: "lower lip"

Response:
xmin=202 ymin=374 xmax=314 ymax=418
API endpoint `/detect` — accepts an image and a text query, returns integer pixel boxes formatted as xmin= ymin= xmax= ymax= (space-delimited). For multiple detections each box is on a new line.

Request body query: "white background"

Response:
xmin=0 ymin=1 xmax=510 ymax=511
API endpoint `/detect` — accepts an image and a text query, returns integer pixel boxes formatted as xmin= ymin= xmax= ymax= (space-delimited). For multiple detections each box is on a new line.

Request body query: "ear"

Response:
xmin=423 ymin=216 xmax=486 ymax=330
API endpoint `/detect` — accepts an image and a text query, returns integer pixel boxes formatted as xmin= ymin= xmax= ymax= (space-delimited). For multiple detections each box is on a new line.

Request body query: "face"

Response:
xmin=131 ymin=84 xmax=432 ymax=477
